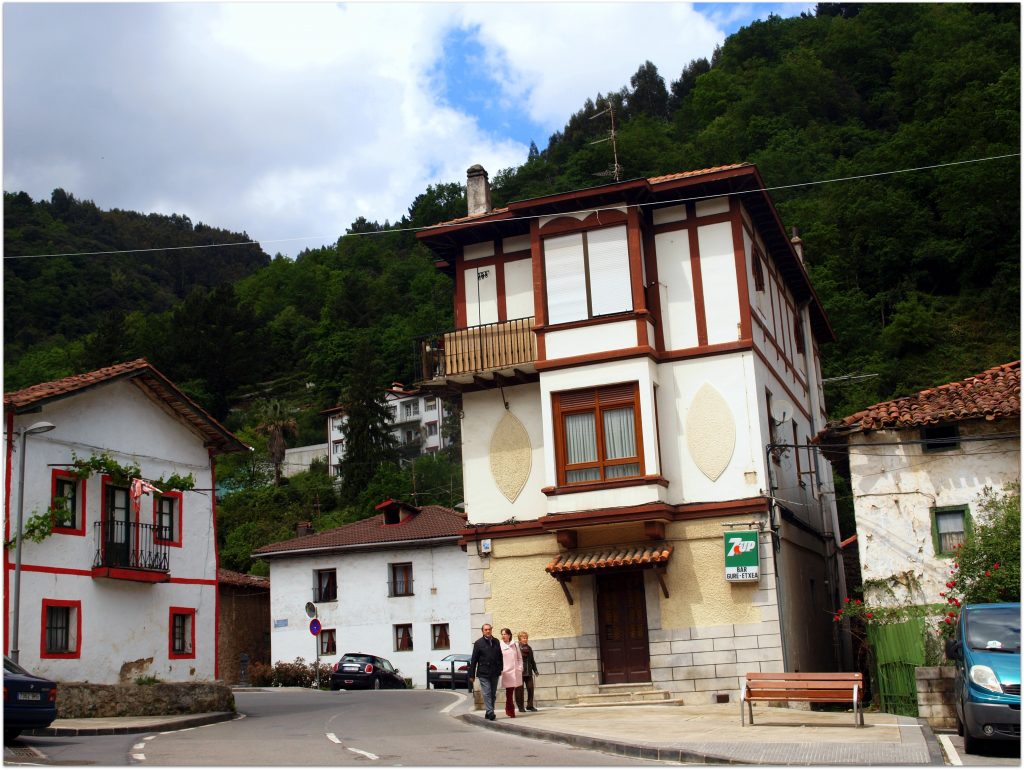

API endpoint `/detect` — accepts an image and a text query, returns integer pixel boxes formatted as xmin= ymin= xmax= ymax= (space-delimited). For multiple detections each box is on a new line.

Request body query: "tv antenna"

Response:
xmin=589 ymin=104 xmax=623 ymax=182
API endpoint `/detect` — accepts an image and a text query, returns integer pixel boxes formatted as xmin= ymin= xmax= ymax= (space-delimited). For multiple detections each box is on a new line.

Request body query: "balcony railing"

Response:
xmin=93 ymin=521 xmax=170 ymax=574
xmin=416 ymin=317 xmax=536 ymax=381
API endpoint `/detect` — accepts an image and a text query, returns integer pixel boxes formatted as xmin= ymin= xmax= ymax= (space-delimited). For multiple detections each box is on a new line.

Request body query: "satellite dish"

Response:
xmin=304 ymin=602 xmax=318 ymax=619
xmin=770 ymin=399 xmax=794 ymax=427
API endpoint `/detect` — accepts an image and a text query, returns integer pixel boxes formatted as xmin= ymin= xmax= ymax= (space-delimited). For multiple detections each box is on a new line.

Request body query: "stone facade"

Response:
xmin=217 ymin=574 xmax=271 ymax=685
xmin=915 ymin=665 xmax=957 ymax=730
xmin=57 ymin=682 xmax=234 ymax=718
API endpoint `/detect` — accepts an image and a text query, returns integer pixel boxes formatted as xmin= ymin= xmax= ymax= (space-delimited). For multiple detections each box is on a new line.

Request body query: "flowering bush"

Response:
xmin=248 ymin=657 xmax=332 ymax=689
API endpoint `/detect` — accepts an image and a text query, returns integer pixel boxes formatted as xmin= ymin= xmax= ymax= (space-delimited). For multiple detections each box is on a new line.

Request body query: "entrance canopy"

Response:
xmin=546 ymin=544 xmax=673 ymax=576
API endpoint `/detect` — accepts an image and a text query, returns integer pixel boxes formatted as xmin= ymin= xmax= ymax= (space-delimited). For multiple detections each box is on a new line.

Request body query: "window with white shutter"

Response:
xmin=544 ymin=225 xmax=632 ymax=324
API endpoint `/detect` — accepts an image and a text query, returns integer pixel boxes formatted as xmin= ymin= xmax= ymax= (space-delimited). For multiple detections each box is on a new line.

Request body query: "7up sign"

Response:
xmin=724 ymin=530 xmax=760 ymax=581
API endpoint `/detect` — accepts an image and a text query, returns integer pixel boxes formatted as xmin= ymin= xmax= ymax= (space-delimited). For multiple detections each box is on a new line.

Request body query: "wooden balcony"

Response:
xmin=416 ymin=317 xmax=538 ymax=389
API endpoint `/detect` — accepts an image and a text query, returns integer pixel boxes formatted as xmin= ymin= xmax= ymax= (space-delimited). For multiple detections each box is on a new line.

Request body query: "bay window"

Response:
xmin=554 ymin=383 xmax=643 ymax=485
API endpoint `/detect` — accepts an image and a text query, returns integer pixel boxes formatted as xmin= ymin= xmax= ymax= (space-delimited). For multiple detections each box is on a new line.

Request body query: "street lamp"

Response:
xmin=11 ymin=420 xmax=55 ymax=664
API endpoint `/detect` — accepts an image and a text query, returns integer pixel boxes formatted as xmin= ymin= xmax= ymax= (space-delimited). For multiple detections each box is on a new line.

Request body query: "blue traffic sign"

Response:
xmin=309 ymin=619 xmax=322 ymax=636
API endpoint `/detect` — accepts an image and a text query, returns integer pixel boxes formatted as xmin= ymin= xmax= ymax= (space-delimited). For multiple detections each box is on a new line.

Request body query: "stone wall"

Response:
xmin=57 ymin=682 xmax=234 ymax=719
xmin=915 ymin=666 xmax=956 ymax=730
xmin=218 ymin=583 xmax=270 ymax=685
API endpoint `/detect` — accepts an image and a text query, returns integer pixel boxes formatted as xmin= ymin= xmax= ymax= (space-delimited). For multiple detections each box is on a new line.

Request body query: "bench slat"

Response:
xmin=747 ymin=672 xmax=862 ymax=681
xmin=746 ymin=689 xmax=860 ymax=700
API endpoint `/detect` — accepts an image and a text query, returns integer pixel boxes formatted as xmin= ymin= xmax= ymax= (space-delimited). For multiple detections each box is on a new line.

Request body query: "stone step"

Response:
xmin=576 ymin=688 xmax=673 ymax=706
xmin=567 ymin=695 xmax=686 ymax=709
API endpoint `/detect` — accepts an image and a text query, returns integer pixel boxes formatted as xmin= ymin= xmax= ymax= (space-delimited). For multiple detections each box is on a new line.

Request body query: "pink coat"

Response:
xmin=499 ymin=639 xmax=523 ymax=688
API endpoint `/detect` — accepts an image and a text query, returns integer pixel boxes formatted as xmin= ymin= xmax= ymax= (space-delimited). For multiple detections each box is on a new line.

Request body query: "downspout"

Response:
xmin=4 ymin=411 xmax=15 ymax=656
xmin=210 ymin=449 xmax=220 ymax=681
xmin=765 ymin=440 xmax=790 ymax=672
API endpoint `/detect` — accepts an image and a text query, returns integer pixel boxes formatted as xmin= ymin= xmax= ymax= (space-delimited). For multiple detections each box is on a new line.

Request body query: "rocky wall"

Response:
xmin=56 ymin=682 xmax=234 ymax=718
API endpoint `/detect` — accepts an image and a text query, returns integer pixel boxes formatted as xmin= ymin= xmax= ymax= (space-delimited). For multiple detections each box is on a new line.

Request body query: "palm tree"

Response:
xmin=255 ymin=399 xmax=298 ymax=486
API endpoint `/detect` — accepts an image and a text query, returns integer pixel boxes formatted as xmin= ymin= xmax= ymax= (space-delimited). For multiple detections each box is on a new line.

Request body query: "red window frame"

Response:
xmin=552 ymin=382 xmax=644 ymax=486
xmin=153 ymin=491 xmax=183 ymax=547
xmin=169 ymin=607 xmax=196 ymax=659
xmin=51 ymin=469 xmax=86 ymax=536
xmin=40 ymin=598 xmax=82 ymax=659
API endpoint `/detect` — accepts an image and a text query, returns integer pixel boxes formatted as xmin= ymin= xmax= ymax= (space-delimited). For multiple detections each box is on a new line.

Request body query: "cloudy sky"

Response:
xmin=4 ymin=2 xmax=812 ymax=258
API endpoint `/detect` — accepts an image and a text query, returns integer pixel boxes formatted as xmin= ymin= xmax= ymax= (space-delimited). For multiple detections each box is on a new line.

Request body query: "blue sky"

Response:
xmin=4 ymin=2 xmax=814 ymax=258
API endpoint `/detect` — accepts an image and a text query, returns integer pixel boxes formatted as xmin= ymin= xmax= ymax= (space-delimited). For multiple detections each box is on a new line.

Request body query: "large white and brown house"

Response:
xmin=254 ymin=501 xmax=469 ymax=687
xmin=413 ymin=163 xmax=847 ymax=705
xmin=815 ymin=361 xmax=1020 ymax=608
xmin=3 ymin=360 xmax=247 ymax=683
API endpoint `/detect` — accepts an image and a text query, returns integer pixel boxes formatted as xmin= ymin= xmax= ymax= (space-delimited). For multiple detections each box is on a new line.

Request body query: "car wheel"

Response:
xmin=956 ymin=714 xmax=964 ymax=737
xmin=373 ymin=677 xmax=382 ymax=690
xmin=963 ymin=731 xmax=983 ymax=755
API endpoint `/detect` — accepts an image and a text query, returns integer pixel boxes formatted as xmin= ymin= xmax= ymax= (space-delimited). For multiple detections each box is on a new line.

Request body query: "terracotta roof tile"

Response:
xmin=218 ymin=568 xmax=270 ymax=589
xmin=647 ymin=163 xmax=751 ymax=184
xmin=826 ymin=361 xmax=1020 ymax=436
xmin=546 ymin=544 xmax=673 ymax=576
xmin=4 ymin=358 xmax=248 ymax=455
xmin=255 ymin=504 xmax=467 ymax=556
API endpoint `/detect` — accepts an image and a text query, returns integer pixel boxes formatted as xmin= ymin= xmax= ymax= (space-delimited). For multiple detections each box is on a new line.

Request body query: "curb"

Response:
xmin=457 ymin=712 xmax=741 ymax=765
xmin=26 ymin=711 xmax=237 ymax=737
xmin=916 ymin=717 xmax=948 ymax=766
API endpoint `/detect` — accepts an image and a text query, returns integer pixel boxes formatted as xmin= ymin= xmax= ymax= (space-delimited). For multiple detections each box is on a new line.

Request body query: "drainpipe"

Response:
xmin=764 ymin=441 xmax=790 ymax=672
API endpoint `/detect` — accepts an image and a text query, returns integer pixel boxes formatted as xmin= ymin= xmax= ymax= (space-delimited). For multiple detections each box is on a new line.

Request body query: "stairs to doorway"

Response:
xmin=570 ymin=682 xmax=678 ymax=708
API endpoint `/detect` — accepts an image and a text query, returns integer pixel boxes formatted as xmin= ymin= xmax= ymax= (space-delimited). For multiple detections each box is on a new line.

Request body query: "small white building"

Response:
xmin=282 ymin=443 xmax=328 ymax=478
xmin=255 ymin=501 xmax=469 ymax=686
xmin=816 ymin=361 xmax=1021 ymax=607
xmin=3 ymin=359 xmax=248 ymax=683
xmin=324 ymin=385 xmax=450 ymax=476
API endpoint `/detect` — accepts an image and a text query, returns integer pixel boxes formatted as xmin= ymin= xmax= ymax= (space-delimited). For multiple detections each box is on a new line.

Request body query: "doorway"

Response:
xmin=596 ymin=571 xmax=651 ymax=684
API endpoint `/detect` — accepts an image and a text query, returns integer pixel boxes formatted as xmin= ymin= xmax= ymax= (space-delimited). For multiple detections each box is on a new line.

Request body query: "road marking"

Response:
xmin=143 ymin=736 xmax=156 ymax=741
xmin=326 ymin=733 xmax=342 ymax=744
xmin=132 ymin=754 xmax=146 ymax=761
xmin=347 ymin=748 xmax=379 ymax=760
xmin=132 ymin=743 xmax=146 ymax=751
xmin=938 ymin=734 xmax=963 ymax=766
xmin=439 ymin=691 xmax=467 ymax=715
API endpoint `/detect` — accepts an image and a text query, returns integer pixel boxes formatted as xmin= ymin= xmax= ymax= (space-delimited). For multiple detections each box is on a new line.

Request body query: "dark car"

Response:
xmin=4 ymin=656 xmax=58 ymax=741
xmin=426 ymin=653 xmax=471 ymax=689
xmin=330 ymin=653 xmax=407 ymax=691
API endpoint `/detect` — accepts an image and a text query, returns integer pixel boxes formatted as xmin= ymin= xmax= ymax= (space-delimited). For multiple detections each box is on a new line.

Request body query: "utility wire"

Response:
xmin=5 ymin=152 xmax=1018 ymax=260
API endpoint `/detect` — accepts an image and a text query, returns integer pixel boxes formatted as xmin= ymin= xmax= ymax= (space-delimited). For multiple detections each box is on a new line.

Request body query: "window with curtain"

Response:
xmin=395 ymin=624 xmax=413 ymax=651
xmin=320 ymin=629 xmax=337 ymax=656
xmin=554 ymin=383 xmax=642 ymax=485
xmin=390 ymin=563 xmax=413 ymax=596
xmin=544 ymin=225 xmax=632 ymax=324
xmin=432 ymin=623 xmax=450 ymax=650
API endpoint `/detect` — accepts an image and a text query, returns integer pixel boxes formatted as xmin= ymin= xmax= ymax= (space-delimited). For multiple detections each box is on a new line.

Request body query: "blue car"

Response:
xmin=4 ymin=656 xmax=58 ymax=741
xmin=946 ymin=603 xmax=1021 ymax=754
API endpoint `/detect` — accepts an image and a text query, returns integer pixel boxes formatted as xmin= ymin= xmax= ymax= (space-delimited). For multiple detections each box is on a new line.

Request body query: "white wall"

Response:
xmin=283 ymin=444 xmax=328 ymax=478
xmin=268 ymin=543 xmax=470 ymax=686
xmin=697 ymin=221 xmax=740 ymax=345
xmin=7 ymin=380 xmax=219 ymax=683
xmin=849 ymin=423 xmax=1020 ymax=607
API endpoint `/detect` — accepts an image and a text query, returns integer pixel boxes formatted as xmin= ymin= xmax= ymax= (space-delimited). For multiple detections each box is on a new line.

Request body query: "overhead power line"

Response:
xmin=5 ymin=152 xmax=1018 ymax=260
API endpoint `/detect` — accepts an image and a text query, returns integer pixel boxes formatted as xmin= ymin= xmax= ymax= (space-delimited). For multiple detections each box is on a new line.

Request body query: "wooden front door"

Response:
xmin=597 ymin=571 xmax=651 ymax=684
xmin=104 ymin=485 xmax=131 ymax=567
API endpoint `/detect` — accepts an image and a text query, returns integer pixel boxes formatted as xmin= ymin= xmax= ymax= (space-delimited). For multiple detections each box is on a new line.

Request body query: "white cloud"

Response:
xmin=4 ymin=2 xmax=765 ymax=258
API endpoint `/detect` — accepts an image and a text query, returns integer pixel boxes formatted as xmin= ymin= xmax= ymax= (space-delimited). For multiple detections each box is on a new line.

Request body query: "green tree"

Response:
xmin=254 ymin=399 xmax=299 ymax=487
xmin=945 ymin=484 xmax=1020 ymax=609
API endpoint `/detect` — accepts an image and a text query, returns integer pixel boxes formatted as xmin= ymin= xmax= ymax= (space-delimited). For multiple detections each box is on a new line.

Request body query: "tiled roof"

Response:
xmin=255 ymin=505 xmax=466 ymax=556
xmin=4 ymin=358 xmax=248 ymax=455
xmin=647 ymin=163 xmax=750 ymax=184
xmin=546 ymin=544 xmax=673 ymax=576
xmin=823 ymin=361 xmax=1020 ymax=436
xmin=218 ymin=568 xmax=270 ymax=589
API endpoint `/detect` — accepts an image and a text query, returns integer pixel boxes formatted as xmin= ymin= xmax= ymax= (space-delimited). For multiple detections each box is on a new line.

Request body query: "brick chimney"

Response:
xmin=296 ymin=521 xmax=314 ymax=537
xmin=467 ymin=164 xmax=491 ymax=216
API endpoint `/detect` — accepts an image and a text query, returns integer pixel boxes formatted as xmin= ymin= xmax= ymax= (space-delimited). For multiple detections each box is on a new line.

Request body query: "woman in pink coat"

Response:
xmin=499 ymin=627 xmax=523 ymax=718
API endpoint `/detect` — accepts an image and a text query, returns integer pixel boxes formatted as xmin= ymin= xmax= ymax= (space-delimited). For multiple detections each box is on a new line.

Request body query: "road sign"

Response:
xmin=309 ymin=618 xmax=322 ymax=636
xmin=724 ymin=530 xmax=760 ymax=581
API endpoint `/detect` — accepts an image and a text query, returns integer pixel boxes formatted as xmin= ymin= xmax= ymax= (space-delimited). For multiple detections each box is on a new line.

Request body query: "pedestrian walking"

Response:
xmin=514 ymin=630 xmax=540 ymax=712
xmin=499 ymin=627 xmax=523 ymax=718
xmin=467 ymin=623 xmax=502 ymax=720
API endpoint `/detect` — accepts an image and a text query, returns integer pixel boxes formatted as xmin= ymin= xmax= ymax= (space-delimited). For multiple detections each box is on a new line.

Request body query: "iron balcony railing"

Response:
xmin=93 ymin=521 xmax=170 ymax=572
xmin=415 ymin=317 xmax=536 ymax=381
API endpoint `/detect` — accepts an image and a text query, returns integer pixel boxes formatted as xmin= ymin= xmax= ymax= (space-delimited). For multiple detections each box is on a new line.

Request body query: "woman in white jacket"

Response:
xmin=498 ymin=627 xmax=523 ymax=718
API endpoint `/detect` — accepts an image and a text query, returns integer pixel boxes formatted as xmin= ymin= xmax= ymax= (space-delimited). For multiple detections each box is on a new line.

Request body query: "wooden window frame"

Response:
xmin=552 ymin=382 xmax=644 ymax=486
xmin=931 ymin=505 xmax=971 ymax=557
xmin=40 ymin=599 xmax=81 ymax=659
xmin=394 ymin=623 xmax=413 ymax=651
xmin=432 ymin=623 xmax=450 ymax=650
xmin=315 ymin=568 xmax=338 ymax=603
xmin=389 ymin=562 xmax=414 ymax=597
xmin=51 ymin=469 xmax=86 ymax=536
xmin=153 ymin=491 xmax=183 ymax=547
xmin=169 ymin=607 xmax=196 ymax=659
xmin=320 ymin=628 xmax=337 ymax=656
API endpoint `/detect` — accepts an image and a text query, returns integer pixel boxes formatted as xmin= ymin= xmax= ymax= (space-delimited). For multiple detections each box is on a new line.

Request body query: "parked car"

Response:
xmin=426 ymin=653 xmax=471 ymax=689
xmin=330 ymin=653 xmax=407 ymax=691
xmin=4 ymin=656 xmax=58 ymax=741
xmin=945 ymin=602 xmax=1021 ymax=754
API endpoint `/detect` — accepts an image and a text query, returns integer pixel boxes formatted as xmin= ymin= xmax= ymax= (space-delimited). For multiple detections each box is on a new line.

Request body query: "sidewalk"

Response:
xmin=454 ymin=699 xmax=946 ymax=765
xmin=27 ymin=711 xmax=235 ymax=737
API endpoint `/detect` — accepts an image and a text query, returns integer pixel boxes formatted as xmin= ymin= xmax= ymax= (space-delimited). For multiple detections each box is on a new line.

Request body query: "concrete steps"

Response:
xmin=569 ymin=682 xmax=681 ymax=708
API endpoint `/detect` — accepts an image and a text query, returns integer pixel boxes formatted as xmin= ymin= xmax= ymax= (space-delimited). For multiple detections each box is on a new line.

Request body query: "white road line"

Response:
xmin=143 ymin=736 xmax=156 ymax=741
xmin=938 ymin=734 xmax=963 ymax=766
xmin=439 ymin=691 xmax=467 ymax=715
xmin=132 ymin=743 xmax=146 ymax=750
xmin=326 ymin=733 xmax=342 ymax=744
xmin=131 ymin=754 xmax=146 ymax=761
xmin=347 ymin=747 xmax=379 ymax=760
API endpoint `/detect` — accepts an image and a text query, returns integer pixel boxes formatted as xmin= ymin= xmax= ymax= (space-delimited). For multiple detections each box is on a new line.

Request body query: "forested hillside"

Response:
xmin=4 ymin=3 xmax=1019 ymax=571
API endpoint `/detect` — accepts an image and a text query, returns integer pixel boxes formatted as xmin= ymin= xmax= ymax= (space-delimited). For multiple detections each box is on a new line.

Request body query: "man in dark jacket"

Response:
xmin=467 ymin=623 xmax=502 ymax=720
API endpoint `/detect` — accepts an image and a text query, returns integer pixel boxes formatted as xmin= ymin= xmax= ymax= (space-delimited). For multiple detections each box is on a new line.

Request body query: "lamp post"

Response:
xmin=11 ymin=420 xmax=55 ymax=664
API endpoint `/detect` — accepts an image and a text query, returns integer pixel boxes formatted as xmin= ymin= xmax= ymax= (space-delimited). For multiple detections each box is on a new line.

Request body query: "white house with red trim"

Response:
xmin=412 ymin=163 xmax=846 ymax=705
xmin=254 ymin=501 xmax=469 ymax=687
xmin=3 ymin=359 xmax=247 ymax=683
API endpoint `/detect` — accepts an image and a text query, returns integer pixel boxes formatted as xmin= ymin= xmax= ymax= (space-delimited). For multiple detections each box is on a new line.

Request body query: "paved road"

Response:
xmin=7 ymin=689 xmax=668 ymax=766
xmin=935 ymin=731 xmax=1020 ymax=767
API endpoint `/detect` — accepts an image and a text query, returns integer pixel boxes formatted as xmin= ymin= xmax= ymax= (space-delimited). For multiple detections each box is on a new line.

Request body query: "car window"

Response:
xmin=341 ymin=654 xmax=373 ymax=666
xmin=965 ymin=606 xmax=1021 ymax=652
xmin=380 ymin=659 xmax=395 ymax=673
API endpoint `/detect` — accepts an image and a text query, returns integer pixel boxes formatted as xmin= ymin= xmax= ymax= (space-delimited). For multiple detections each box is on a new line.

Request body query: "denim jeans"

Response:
xmin=478 ymin=675 xmax=498 ymax=716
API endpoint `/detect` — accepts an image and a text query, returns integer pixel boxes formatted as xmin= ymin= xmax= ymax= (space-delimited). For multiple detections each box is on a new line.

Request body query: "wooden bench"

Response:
xmin=741 ymin=672 xmax=864 ymax=727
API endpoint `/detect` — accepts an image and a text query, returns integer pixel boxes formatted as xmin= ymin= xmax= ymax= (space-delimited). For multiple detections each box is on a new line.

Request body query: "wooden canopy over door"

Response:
xmin=596 ymin=571 xmax=651 ymax=684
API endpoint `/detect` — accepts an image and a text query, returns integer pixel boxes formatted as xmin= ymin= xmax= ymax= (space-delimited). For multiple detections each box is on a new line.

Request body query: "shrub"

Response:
xmin=249 ymin=658 xmax=332 ymax=689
